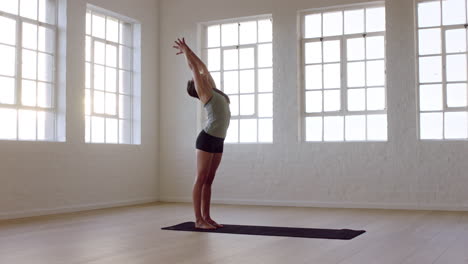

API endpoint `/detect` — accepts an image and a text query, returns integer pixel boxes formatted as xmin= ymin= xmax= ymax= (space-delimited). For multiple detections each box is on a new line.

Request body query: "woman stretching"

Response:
xmin=173 ymin=38 xmax=231 ymax=229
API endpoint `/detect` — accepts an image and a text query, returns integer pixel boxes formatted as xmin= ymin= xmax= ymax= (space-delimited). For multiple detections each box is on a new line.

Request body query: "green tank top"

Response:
xmin=204 ymin=90 xmax=231 ymax=139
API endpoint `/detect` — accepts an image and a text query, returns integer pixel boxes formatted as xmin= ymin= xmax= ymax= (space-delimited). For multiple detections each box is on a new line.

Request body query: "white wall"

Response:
xmin=0 ymin=0 xmax=160 ymax=219
xmin=159 ymin=0 xmax=468 ymax=210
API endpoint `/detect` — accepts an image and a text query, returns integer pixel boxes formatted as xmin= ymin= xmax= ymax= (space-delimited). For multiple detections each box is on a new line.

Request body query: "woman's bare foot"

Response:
xmin=204 ymin=218 xmax=223 ymax=228
xmin=195 ymin=219 xmax=217 ymax=229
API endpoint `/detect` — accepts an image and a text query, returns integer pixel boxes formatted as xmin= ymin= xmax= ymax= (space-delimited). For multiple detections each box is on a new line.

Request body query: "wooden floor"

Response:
xmin=0 ymin=203 xmax=467 ymax=264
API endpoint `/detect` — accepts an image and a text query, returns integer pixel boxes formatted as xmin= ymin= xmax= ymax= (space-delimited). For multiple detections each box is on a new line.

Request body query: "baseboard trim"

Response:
xmin=0 ymin=197 xmax=158 ymax=220
xmin=159 ymin=196 xmax=468 ymax=211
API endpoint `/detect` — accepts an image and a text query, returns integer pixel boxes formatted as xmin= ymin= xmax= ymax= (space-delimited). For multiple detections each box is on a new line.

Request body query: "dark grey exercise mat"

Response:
xmin=162 ymin=222 xmax=365 ymax=240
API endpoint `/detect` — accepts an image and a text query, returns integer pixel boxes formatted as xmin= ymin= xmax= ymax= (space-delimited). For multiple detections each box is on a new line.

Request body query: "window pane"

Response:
xmin=91 ymin=116 xmax=105 ymax=143
xmin=419 ymin=84 xmax=443 ymax=111
xmin=324 ymin=90 xmax=340 ymax=111
xmin=119 ymin=22 xmax=132 ymax=46
xmin=418 ymin=28 xmax=441 ymax=55
xmin=38 ymin=0 xmax=55 ymax=24
xmin=347 ymin=38 xmax=365 ymax=61
xmin=38 ymin=26 xmax=55 ymax=53
xmin=23 ymin=23 xmax=38 ymax=50
xmin=207 ymin=48 xmax=220 ymax=71
xmin=239 ymin=48 xmax=254 ymax=69
xmin=119 ymin=70 xmax=132 ymax=94
xmin=106 ymin=118 xmax=118 ymax=143
xmin=305 ymin=65 xmax=322 ymax=90
xmin=119 ymin=119 xmax=131 ymax=143
xmin=305 ymin=42 xmax=322 ymax=64
xmin=85 ymin=63 xmax=91 ymax=88
xmin=324 ymin=116 xmax=344 ymax=141
xmin=37 ymin=111 xmax=54 ymax=140
xmin=306 ymin=116 xmax=322 ymax=141
xmin=0 ymin=45 xmax=16 ymax=76
xmin=0 ymin=16 xmax=16 ymax=45
xmin=258 ymin=19 xmax=272 ymax=43
xmin=221 ymin=23 xmax=238 ymax=46
xmin=258 ymin=118 xmax=273 ymax=143
xmin=323 ymin=11 xmax=343 ymax=37
xmin=447 ymin=83 xmax=467 ymax=107
xmin=106 ymin=44 xmax=117 ymax=67
xmin=22 ymin=49 xmax=37 ymax=79
xmin=94 ymin=41 xmax=105 ymax=65
xmin=0 ymin=76 xmax=15 ymax=104
xmin=239 ymin=21 xmax=257 ymax=45
xmin=306 ymin=90 xmax=322 ymax=113
xmin=258 ymin=43 xmax=272 ymax=67
xmin=223 ymin=49 xmax=238 ymax=70
xmin=20 ymin=0 xmax=38 ymax=20
xmin=367 ymin=87 xmax=385 ymax=110
xmin=446 ymin=29 xmax=466 ymax=53
xmin=38 ymin=52 xmax=53 ymax=82
xmin=446 ymin=54 xmax=467 ymax=82
xmin=442 ymin=0 xmax=466 ymax=26
xmin=239 ymin=94 xmax=255 ymax=115
xmin=94 ymin=65 xmax=105 ymax=90
xmin=258 ymin=68 xmax=272 ymax=92
xmin=105 ymin=67 xmax=117 ymax=93
xmin=18 ymin=110 xmax=36 ymax=140
xmin=225 ymin=119 xmax=238 ymax=143
xmin=22 ymin=80 xmax=36 ymax=106
xmin=344 ymin=9 xmax=364 ymax=34
xmin=258 ymin=93 xmax=273 ymax=117
xmin=418 ymin=1 xmax=441 ymax=28
xmin=445 ymin=112 xmax=468 ymax=139
xmin=93 ymin=91 xmax=105 ymax=114
xmin=119 ymin=45 xmax=132 ymax=70
xmin=0 ymin=0 xmax=18 ymax=15
xmin=347 ymin=62 xmax=365 ymax=87
xmin=366 ymin=36 xmax=385 ymax=59
xmin=305 ymin=14 xmax=321 ymax=38
xmin=323 ymin=63 xmax=340 ymax=89
xmin=86 ymin=12 xmax=91 ymax=35
xmin=85 ymin=115 xmax=90 ymax=142
xmin=421 ymin=113 xmax=443 ymax=139
xmin=366 ymin=60 xmax=385 ymax=86
xmin=345 ymin=115 xmax=366 ymax=141
xmin=348 ymin=88 xmax=365 ymax=111
xmin=0 ymin=108 xmax=17 ymax=139
xmin=323 ymin=40 xmax=340 ymax=63
xmin=367 ymin=114 xmax=387 ymax=141
xmin=119 ymin=95 xmax=131 ymax=119
xmin=239 ymin=70 xmax=254 ymax=93
xmin=229 ymin=95 xmax=239 ymax=116
xmin=223 ymin=71 xmax=238 ymax=94
xmin=366 ymin=7 xmax=385 ymax=32
xmin=105 ymin=93 xmax=116 ymax=115
xmin=207 ymin=25 xmax=220 ymax=48
xmin=92 ymin=14 xmax=106 ymax=39
xmin=106 ymin=17 xmax=119 ymax=43
xmin=419 ymin=56 xmax=442 ymax=83
xmin=86 ymin=37 xmax=91 ymax=62
xmin=239 ymin=119 xmax=257 ymax=142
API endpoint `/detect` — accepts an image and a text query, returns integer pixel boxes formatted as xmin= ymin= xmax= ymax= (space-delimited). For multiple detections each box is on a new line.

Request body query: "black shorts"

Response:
xmin=196 ymin=130 xmax=225 ymax=153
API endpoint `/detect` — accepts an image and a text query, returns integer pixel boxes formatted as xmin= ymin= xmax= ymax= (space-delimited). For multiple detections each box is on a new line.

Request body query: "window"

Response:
xmin=0 ymin=0 xmax=58 ymax=141
xmin=85 ymin=7 xmax=140 ymax=144
xmin=203 ymin=16 xmax=273 ymax=143
xmin=417 ymin=0 xmax=468 ymax=140
xmin=301 ymin=4 xmax=387 ymax=142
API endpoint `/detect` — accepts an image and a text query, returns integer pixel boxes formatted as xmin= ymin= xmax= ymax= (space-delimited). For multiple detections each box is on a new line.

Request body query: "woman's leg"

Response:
xmin=194 ymin=149 xmax=216 ymax=229
xmin=202 ymin=152 xmax=223 ymax=227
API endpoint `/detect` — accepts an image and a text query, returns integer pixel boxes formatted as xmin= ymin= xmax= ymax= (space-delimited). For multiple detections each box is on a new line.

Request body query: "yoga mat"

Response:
xmin=162 ymin=222 xmax=365 ymax=240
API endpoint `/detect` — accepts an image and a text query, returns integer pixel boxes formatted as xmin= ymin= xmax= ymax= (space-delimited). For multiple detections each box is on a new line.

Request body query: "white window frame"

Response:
xmin=85 ymin=5 xmax=141 ymax=145
xmin=416 ymin=0 xmax=468 ymax=141
xmin=300 ymin=2 xmax=388 ymax=142
xmin=200 ymin=14 xmax=273 ymax=144
xmin=0 ymin=0 xmax=59 ymax=141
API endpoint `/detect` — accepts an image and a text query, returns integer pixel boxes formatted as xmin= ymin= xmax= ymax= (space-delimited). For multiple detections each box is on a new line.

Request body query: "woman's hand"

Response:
xmin=173 ymin=38 xmax=188 ymax=55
